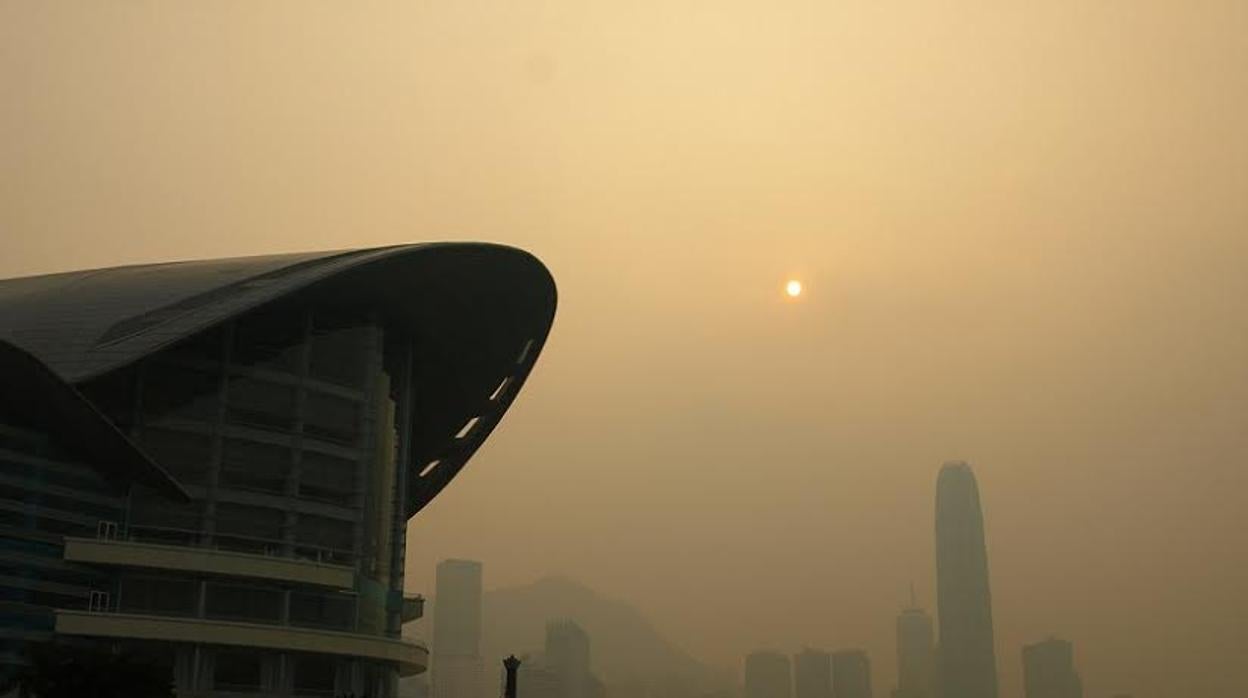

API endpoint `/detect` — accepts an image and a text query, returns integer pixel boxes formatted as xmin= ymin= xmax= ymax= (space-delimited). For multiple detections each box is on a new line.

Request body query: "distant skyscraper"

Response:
xmin=745 ymin=651 xmax=792 ymax=698
xmin=831 ymin=650 xmax=872 ymax=698
xmin=434 ymin=559 xmax=485 ymax=698
xmin=546 ymin=620 xmax=594 ymax=698
xmin=1022 ymin=639 xmax=1083 ymax=698
xmin=893 ymin=601 xmax=935 ymax=698
xmin=517 ymin=656 xmax=563 ymax=698
xmin=794 ymin=649 xmax=833 ymax=698
xmin=935 ymin=461 xmax=1000 ymax=698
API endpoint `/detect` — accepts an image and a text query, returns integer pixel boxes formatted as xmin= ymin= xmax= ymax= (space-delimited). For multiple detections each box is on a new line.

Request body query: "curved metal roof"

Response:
xmin=0 ymin=243 xmax=557 ymax=517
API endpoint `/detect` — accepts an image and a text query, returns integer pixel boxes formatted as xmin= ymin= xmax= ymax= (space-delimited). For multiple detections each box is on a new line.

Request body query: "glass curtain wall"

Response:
xmin=79 ymin=301 xmax=410 ymax=637
xmin=0 ymin=414 xmax=126 ymax=683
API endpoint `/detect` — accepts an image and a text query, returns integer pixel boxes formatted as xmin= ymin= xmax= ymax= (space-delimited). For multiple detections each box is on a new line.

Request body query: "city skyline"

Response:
xmin=426 ymin=460 xmax=1142 ymax=698
xmin=5 ymin=3 xmax=1245 ymax=696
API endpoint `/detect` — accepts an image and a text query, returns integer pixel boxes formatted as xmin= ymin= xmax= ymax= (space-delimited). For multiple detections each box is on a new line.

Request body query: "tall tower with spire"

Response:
xmin=893 ymin=587 xmax=936 ymax=698
xmin=934 ymin=461 xmax=999 ymax=698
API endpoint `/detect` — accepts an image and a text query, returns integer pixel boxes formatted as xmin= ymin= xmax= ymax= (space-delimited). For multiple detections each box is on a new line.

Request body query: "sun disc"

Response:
xmin=785 ymin=279 xmax=803 ymax=297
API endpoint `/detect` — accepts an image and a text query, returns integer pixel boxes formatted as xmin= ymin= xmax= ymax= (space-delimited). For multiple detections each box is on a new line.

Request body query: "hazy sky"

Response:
xmin=3 ymin=2 xmax=1246 ymax=697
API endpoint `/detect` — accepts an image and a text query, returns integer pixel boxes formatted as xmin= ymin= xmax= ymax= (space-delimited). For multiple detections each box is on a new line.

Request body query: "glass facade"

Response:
xmin=0 ymin=242 xmax=554 ymax=698
xmin=44 ymin=300 xmax=415 ymax=696
xmin=0 ymin=414 xmax=127 ymax=681
xmin=79 ymin=300 xmax=408 ymax=578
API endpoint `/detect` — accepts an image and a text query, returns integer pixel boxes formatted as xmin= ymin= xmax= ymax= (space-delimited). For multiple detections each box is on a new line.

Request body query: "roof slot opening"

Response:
xmin=516 ymin=339 xmax=535 ymax=365
xmin=455 ymin=417 xmax=480 ymax=440
xmin=490 ymin=377 xmax=513 ymax=401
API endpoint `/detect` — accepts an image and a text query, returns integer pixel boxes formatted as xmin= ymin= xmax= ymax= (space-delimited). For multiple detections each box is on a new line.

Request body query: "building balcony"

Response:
xmin=401 ymin=594 xmax=424 ymax=622
xmin=54 ymin=610 xmax=428 ymax=676
xmin=62 ymin=536 xmax=355 ymax=590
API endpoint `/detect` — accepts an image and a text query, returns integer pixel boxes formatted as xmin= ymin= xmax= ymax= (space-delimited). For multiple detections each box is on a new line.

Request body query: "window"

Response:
xmin=214 ymin=649 xmax=263 ymax=692
xmin=309 ymin=314 xmax=371 ymax=387
xmin=295 ymin=515 xmax=354 ymax=557
xmin=204 ymin=583 xmax=282 ymax=624
xmin=214 ymin=503 xmax=284 ymax=554
xmin=293 ymin=654 xmax=337 ymax=696
xmin=165 ymin=326 xmax=226 ymax=363
xmin=0 ymin=586 xmax=86 ymax=610
xmin=298 ymin=451 xmax=356 ymax=505
xmin=78 ymin=367 xmax=138 ymax=428
xmin=128 ymin=491 xmax=202 ymax=544
xmin=289 ymin=590 xmax=356 ymax=631
xmin=227 ymin=377 xmax=297 ymax=431
xmin=141 ymin=362 xmax=221 ymax=424
xmin=303 ymin=392 xmax=361 ymax=445
xmin=138 ymin=428 xmax=212 ymax=485
xmin=220 ymin=438 xmax=292 ymax=494
xmin=119 ymin=576 xmax=198 ymax=616
xmin=0 ymin=536 xmax=61 ymax=558
xmin=232 ymin=306 xmax=305 ymax=373
xmin=0 ymin=483 xmax=120 ymax=520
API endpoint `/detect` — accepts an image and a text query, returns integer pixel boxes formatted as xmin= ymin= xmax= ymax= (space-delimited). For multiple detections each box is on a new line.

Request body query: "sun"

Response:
xmin=785 ymin=279 xmax=803 ymax=298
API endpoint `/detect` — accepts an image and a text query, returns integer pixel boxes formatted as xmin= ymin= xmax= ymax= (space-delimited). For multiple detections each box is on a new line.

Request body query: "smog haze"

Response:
xmin=2 ymin=3 xmax=1245 ymax=697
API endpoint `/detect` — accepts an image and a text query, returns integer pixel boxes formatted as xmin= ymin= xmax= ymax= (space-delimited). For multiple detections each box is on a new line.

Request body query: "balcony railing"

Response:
xmin=54 ymin=609 xmax=429 ymax=676
xmin=123 ymin=525 xmax=355 ymax=566
xmin=63 ymin=535 xmax=356 ymax=590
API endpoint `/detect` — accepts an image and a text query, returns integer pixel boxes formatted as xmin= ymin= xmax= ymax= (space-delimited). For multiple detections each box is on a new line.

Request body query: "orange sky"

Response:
xmin=3 ymin=3 xmax=1246 ymax=697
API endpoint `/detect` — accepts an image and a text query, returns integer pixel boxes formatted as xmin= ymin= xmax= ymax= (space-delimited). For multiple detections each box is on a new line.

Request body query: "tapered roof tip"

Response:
xmin=0 ymin=242 xmax=555 ymax=383
xmin=0 ymin=242 xmax=557 ymax=516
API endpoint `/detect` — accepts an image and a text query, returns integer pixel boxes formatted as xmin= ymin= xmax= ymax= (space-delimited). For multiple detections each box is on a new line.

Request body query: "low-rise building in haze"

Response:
xmin=893 ymin=603 xmax=936 ymax=698
xmin=517 ymin=654 xmax=564 ymax=698
xmin=793 ymin=648 xmax=832 ymax=698
xmin=1021 ymin=638 xmax=1083 ymax=698
xmin=831 ymin=650 xmax=872 ymax=698
xmin=547 ymin=620 xmax=595 ymax=698
xmin=514 ymin=620 xmax=604 ymax=698
xmin=745 ymin=651 xmax=792 ymax=698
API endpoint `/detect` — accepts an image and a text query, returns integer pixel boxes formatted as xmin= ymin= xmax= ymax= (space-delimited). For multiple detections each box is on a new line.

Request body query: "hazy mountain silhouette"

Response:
xmin=484 ymin=576 xmax=727 ymax=693
xmin=407 ymin=575 xmax=728 ymax=697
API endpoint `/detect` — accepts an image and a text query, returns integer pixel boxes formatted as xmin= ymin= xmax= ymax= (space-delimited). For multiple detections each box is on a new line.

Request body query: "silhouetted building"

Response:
xmin=546 ymin=620 xmax=596 ymax=698
xmin=893 ymin=604 xmax=935 ymax=698
xmin=434 ymin=561 xmax=484 ymax=655
xmin=434 ymin=559 xmax=486 ymax=698
xmin=831 ymin=650 xmax=872 ymax=698
xmin=516 ymin=654 xmax=562 ymax=698
xmin=0 ymin=244 xmax=557 ymax=697
xmin=1022 ymin=639 xmax=1083 ymax=698
xmin=515 ymin=623 xmax=603 ymax=698
xmin=745 ymin=651 xmax=792 ymax=698
xmin=794 ymin=648 xmax=833 ymax=698
xmin=935 ymin=461 xmax=1000 ymax=698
